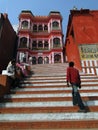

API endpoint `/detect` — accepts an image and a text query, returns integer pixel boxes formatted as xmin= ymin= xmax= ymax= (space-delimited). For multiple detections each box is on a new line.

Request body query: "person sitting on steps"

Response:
xmin=6 ymin=59 xmax=20 ymax=88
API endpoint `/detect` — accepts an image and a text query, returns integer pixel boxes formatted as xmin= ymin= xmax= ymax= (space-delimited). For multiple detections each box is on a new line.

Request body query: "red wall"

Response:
xmin=73 ymin=13 xmax=98 ymax=44
xmin=66 ymin=35 xmax=82 ymax=70
xmin=65 ymin=10 xmax=98 ymax=71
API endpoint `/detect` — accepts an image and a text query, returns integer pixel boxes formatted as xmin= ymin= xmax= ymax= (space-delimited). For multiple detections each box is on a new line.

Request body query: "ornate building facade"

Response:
xmin=17 ymin=10 xmax=64 ymax=64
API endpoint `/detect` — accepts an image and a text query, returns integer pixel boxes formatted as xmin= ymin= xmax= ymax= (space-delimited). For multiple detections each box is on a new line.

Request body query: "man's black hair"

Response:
xmin=11 ymin=59 xmax=16 ymax=64
xmin=69 ymin=61 xmax=74 ymax=67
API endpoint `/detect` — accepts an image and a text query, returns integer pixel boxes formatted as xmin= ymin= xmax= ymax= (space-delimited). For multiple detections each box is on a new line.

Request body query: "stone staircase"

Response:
xmin=0 ymin=63 xmax=98 ymax=129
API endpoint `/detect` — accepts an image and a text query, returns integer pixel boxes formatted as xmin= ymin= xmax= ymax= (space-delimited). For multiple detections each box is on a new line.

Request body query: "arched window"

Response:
xmin=53 ymin=38 xmax=60 ymax=48
xmin=44 ymin=57 xmax=49 ymax=64
xmin=44 ymin=25 xmax=48 ymax=31
xmin=33 ymin=24 xmax=37 ymax=32
xmin=28 ymin=39 xmax=31 ymax=49
xmin=20 ymin=37 xmax=27 ymax=48
xmin=38 ymin=57 xmax=43 ymax=64
xmin=32 ymin=41 xmax=37 ymax=50
xmin=54 ymin=54 xmax=61 ymax=63
xmin=38 ymin=41 xmax=43 ymax=48
xmin=38 ymin=25 xmax=43 ymax=31
xmin=21 ymin=21 xmax=28 ymax=29
xmin=52 ymin=21 xmax=59 ymax=28
xmin=32 ymin=57 xmax=36 ymax=64
xmin=19 ymin=52 xmax=26 ymax=62
xmin=44 ymin=41 xmax=48 ymax=49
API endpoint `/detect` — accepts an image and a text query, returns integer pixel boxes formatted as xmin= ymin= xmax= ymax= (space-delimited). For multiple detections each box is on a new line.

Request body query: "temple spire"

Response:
xmin=73 ymin=6 xmax=77 ymax=10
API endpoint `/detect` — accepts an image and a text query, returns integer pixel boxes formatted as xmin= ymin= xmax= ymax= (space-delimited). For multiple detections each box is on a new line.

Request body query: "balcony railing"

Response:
xmin=52 ymin=27 xmax=60 ymax=30
xmin=32 ymin=47 xmax=49 ymax=50
xmin=32 ymin=30 xmax=48 ymax=32
xmin=53 ymin=45 xmax=62 ymax=48
xmin=19 ymin=27 xmax=61 ymax=33
xmin=21 ymin=26 xmax=28 ymax=29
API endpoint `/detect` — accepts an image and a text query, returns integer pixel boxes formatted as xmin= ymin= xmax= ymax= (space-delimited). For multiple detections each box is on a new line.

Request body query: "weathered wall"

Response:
xmin=0 ymin=14 xmax=17 ymax=73
xmin=65 ymin=10 xmax=98 ymax=71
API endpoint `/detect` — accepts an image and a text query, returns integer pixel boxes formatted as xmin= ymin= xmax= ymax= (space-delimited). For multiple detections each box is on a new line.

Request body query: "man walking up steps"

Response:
xmin=66 ymin=61 xmax=87 ymax=112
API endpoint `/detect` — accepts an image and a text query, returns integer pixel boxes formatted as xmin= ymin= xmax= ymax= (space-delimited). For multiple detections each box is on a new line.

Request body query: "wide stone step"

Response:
xmin=0 ymin=106 xmax=98 ymax=114
xmin=9 ymin=86 xmax=98 ymax=94
xmin=0 ymin=120 xmax=98 ymax=129
xmin=9 ymin=89 xmax=98 ymax=95
xmin=30 ymin=73 xmax=96 ymax=77
xmin=28 ymin=74 xmax=97 ymax=78
xmin=3 ymin=92 xmax=98 ymax=98
xmin=10 ymin=86 xmax=98 ymax=91
xmin=20 ymin=79 xmax=98 ymax=84
xmin=28 ymin=77 xmax=66 ymax=79
xmin=18 ymin=84 xmax=98 ymax=88
xmin=0 ymin=100 xmax=98 ymax=108
xmin=20 ymin=82 xmax=98 ymax=87
xmin=2 ymin=96 xmax=98 ymax=103
xmin=0 ymin=112 xmax=98 ymax=121
xmin=24 ymin=77 xmax=98 ymax=82
xmin=21 ymin=75 xmax=98 ymax=82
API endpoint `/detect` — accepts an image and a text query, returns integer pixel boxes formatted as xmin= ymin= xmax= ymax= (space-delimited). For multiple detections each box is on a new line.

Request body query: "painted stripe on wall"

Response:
xmin=81 ymin=60 xmax=98 ymax=75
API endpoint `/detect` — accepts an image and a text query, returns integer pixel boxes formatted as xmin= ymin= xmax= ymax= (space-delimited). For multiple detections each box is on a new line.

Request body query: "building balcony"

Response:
xmin=21 ymin=26 xmax=28 ymax=29
xmin=52 ymin=27 xmax=61 ymax=30
xmin=33 ymin=30 xmax=48 ymax=33
xmin=32 ymin=30 xmax=49 ymax=36
xmin=53 ymin=45 xmax=62 ymax=49
xmin=31 ymin=47 xmax=49 ymax=52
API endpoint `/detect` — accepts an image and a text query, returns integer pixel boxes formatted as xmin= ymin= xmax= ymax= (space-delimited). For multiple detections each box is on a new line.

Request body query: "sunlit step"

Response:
xmin=0 ymin=100 xmax=98 ymax=108
xmin=0 ymin=112 xmax=98 ymax=121
xmin=21 ymin=79 xmax=66 ymax=83
xmin=20 ymin=82 xmax=98 ymax=86
xmin=4 ymin=92 xmax=98 ymax=98
xmin=28 ymin=75 xmax=98 ymax=79
xmin=11 ymin=86 xmax=98 ymax=92
xmin=21 ymin=79 xmax=98 ymax=83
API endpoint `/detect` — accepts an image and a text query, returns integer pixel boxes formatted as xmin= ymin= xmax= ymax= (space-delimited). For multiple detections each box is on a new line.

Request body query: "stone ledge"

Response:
xmin=0 ymin=75 xmax=11 ymax=98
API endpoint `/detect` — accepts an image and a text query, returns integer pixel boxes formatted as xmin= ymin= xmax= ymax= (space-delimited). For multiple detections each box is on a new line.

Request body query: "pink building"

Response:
xmin=17 ymin=10 xmax=64 ymax=64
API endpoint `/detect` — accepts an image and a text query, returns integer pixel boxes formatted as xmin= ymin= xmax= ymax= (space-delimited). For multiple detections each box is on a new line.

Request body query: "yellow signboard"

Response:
xmin=79 ymin=44 xmax=98 ymax=60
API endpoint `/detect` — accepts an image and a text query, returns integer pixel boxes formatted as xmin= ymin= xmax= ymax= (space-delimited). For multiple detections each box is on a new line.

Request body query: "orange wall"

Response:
xmin=65 ymin=10 xmax=98 ymax=71
xmin=73 ymin=14 xmax=98 ymax=44
xmin=66 ymin=35 xmax=82 ymax=70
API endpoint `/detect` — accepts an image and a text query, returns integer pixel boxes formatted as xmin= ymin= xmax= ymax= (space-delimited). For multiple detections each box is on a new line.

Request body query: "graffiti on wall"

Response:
xmin=79 ymin=44 xmax=98 ymax=60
